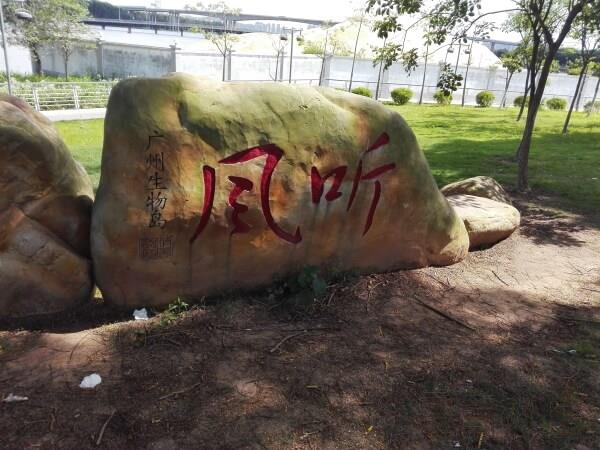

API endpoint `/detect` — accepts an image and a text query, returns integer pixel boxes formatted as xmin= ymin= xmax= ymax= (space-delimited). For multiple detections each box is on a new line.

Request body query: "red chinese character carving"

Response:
xmin=219 ymin=144 xmax=302 ymax=244
xmin=365 ymin=132 xmax=390 ymax=154
xmin=190 ymin=134 xmax=393 ymax=243
xmin=346 ymin=132 xmax=396 ymax=236
xmin=310 ymin=166 xmax=347 ymax=204
xmin=189 ymin=166 xmax=216 ymax=244
xmin=227 ymin=176 xmax=253 ymax=235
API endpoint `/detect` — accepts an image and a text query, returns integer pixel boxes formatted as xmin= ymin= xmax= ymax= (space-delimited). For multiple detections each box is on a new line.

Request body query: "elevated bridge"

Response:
xmin=85 ymin=7 xmax=339 ymax=35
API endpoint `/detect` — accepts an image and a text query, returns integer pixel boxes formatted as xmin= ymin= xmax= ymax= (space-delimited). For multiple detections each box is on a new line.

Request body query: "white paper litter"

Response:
xmin=79 ymin=374 xmax=102 ymax=389
xmin=2 ymin=393 xmax=28 ymax=403
xmin=133 ymin=308 xmax=149 ymax=320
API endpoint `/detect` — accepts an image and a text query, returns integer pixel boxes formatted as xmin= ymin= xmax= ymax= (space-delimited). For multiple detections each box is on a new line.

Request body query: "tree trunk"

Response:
xmin=586 ymin=76 xmax=600 ymax=117
xmin=31 ymin=47 xmax=42 ymax=75
xmin=319 ymin=30 xmax=329 ymax=87
xmin=418 ymin=44 xmax=429 ymax=105
xmin=517 ymin=49 xmax=557 ymax=191
xmin=374 ymin=38 xmax=386 ymax=100
xmin=375 ymin=60 xmax=383 ymax=100
xmin=562 ymin=62 xmax=588 ymax=134
xmin=222 ymin=51 xmax=226 ymax=81
xmin=515 ymin=5 xmax=583 ymax=191
xmin=64 ymin=53 xmax=69 ymax=81
xmin=500 ymin=71 xmax=513 ymax=108
xmin=575 ymin=71 xmax=587 ymax=111
xmin=348 ymin=15 xmax=364 ymax=92
xmin=222 ymin=27 xmax=228 ymax=82
xmin=517 ymin=67 xmax=530 ymax=121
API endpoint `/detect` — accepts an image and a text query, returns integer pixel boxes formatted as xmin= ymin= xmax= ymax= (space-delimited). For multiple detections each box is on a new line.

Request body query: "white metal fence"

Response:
xmin=0 ymin=81 xmax=117 ymax=111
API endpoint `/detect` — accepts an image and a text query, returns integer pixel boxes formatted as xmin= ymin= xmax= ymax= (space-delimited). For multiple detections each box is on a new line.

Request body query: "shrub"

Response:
xmin=390 ymin=87 xmax=413 ymax=105
xmin=513 ymin=96 xmax=547 ymax=109
xmin=546 ymin=97 xmax=567 ymax=110
xmin=584 ymin=100 xmax=600 ymax=113
xmin=351 ymin=86 xmax=373 ymax=98
xmin=433 ymin=90 xmax=452 ymax=105
xmin=301 ymin=40 xmax=324 ymax=55
xmin=514 ymin=95 xmax=529 ymax=108
xmin=476 ymin=90 xmax=495 ymax=107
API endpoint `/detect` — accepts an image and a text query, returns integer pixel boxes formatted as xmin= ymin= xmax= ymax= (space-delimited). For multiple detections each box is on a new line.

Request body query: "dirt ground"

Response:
xmin=1 ymin=193 xmax=599 ymax=450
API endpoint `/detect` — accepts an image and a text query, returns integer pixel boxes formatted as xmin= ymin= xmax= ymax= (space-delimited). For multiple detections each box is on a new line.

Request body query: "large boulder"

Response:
xmin=441 ymin=176 xmax=512 ymax=205
xmin=91 ymin=74 xmax=469 ymax=308
xmin=0 ymin=95 xmax=94 ymax=318
xmin=447 ymin=195 xmax=520 ymax=249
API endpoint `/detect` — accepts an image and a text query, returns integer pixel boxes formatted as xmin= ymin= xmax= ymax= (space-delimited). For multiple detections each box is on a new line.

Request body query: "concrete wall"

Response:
xmin=39 ymin=42 xmax=173 ymax=78
xmin=39 ymin=45 xmax=97 ymax=77
xmin=0 ymin=42 xmax=33 ymax=75
xmin=177 ymin=52 xmax=226 ymax=80
xmin=101 ymin=43 xmax=173 ymax=78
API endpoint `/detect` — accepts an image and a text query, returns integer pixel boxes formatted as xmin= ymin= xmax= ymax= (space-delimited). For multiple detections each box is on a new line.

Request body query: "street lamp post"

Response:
xmin=461 ymin=40 xmax=474 ymax=107
xmin=0 ymin=1 xmax=33 ymax=97
xmin=283 ymin=27 xmax=302 ymax=84
xmin=0 ymin=0 xmax=13 ymax=96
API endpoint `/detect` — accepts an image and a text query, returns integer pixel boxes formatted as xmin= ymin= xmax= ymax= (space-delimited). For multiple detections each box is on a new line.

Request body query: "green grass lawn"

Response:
xmin=56 ymin=119 xmax=104 ymax=187
xmin=56 ymin=104 xmax=600 ymax=214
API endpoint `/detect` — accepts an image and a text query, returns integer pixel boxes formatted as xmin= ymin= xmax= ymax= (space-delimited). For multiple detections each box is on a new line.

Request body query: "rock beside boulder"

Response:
xmin=0 ymin=95 xmax=94 ymax=318
xmin=441 ymin=176 xmax=512 ymax=205
xmin=447 ymin=194 xmax=520 ymax=250
xmin=92 ymin=74 xmax=469 ymax=308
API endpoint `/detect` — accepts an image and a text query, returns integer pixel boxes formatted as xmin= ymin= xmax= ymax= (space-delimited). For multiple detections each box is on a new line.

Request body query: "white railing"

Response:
xmin=0 ymin=81 xmax=118 ymax=111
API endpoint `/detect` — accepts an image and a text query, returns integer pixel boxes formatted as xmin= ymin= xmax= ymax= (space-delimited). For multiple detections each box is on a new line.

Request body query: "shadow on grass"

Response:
xmin=424 ymin=131 xmax=600 ymax=227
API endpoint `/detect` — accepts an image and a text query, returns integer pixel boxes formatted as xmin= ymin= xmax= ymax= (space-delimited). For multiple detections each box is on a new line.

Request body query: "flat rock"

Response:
xmin=0 ymin=95 xmax=94 ymax=318
xmin=447 ymin=194 xmax=520 ymax=249
xmin=91 ymin=74 xmax=469 ymax=308
xmin=441 ymin=176 xmax=512 ymax=204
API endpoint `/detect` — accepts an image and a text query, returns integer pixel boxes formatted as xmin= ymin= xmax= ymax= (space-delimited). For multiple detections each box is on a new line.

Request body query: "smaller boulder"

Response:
xmin=0 ymin=95 xmax=94 ymax=318
xmin=447 ymin=195 xmax=520 ymax=250
xmin=441 ymin=176 xmax=512 ymax=205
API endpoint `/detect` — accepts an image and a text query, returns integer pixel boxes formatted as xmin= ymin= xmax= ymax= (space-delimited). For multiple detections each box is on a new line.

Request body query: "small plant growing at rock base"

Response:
xmin=476 ymin=91 xmax=495 ymax=107
xmin=351 ymin=86 xmax=373 ymax=98
xmin=296 ymin=266 xmax=328 ymax=298
xmin=546 ymin=97 xmax=567 ymax=110
xmin=160 ymin=297 xmax=190 ymax=326
xmin=390 ymin=87 xmax=413 ymax=105
xmin=433 ymin=90 xmax=452 ymax=105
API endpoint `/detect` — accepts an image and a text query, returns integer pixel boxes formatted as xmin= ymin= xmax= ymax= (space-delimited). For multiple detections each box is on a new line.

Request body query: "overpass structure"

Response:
xmin=84 ymin=18 xmax=249 ymax=35
xmin=85 ymin=7 xmax=340 ymax=35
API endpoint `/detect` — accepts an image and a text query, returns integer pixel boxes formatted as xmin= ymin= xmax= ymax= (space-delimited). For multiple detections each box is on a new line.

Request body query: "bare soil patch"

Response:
xmin=1 ymin=194 xmax=599 ymax=450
